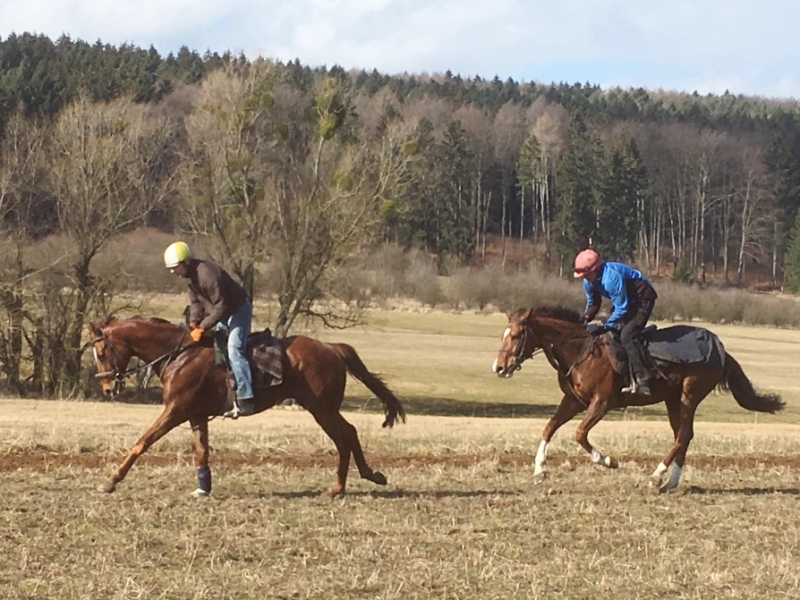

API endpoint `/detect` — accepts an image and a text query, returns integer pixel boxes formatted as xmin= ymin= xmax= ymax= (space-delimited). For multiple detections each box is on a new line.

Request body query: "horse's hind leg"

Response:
xmin=98 ymin=405 xmax=185 ymax=493
xmin=655 ymin=390 xmax=701 ymax=493
xmin=650 ymin=393 xmax=682 ymax=489
xmin=311 ymin=410 xmax=385 ymax=496
xmin=340 ymin=415 xmax=388 ymax=486
xmin=309 ymin=410 xmax=353 ymax=497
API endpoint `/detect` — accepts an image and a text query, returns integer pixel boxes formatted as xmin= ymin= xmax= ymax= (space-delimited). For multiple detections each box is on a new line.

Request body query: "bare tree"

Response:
xmin=180 ymin=66 xmax=419 ymax=336
xmin=0 ymin=111 xmax=50 ymax=389
xmin=271 ymin=78 xmax=419 ymax=336
xmin=45 ymin=96 xmax=174 ymax=394
xmin=180 ymin=61 xmax=283 ymax=297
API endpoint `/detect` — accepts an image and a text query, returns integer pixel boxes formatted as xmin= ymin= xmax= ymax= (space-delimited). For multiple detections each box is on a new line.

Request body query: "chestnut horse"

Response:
xmin=89 ymin=315 xmax=405 ymax=497
xmin=492 ymin=306 xmax=784 ymax=492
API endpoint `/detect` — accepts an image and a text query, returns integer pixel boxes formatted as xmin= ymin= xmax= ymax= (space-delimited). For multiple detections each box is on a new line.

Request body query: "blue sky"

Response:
xmin=2 ymin=0 xmax=799 ymax=99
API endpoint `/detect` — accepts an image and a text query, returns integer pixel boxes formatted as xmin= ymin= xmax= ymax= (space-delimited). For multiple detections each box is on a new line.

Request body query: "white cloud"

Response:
xmin=2 ymin=0 xmax=800 ymax=98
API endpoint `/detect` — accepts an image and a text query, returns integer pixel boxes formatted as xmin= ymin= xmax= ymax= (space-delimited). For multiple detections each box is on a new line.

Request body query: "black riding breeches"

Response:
xmin=617 ymin=300 xmax=654 ymax=383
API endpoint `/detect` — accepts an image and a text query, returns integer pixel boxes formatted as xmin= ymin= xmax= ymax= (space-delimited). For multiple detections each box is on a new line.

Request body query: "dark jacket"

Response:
xmin=185 ymin=259 xmax=249 ymax=330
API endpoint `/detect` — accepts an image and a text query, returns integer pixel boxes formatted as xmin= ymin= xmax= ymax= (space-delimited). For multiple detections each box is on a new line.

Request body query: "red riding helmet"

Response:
xmin=573 ymin=248 xmax=603 ymax=278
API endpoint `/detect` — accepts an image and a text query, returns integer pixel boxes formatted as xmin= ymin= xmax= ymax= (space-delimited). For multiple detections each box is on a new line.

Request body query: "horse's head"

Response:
xmin=493 ymin=306 xmax=586 ymax=378
xmin=88 ymin=317 xmax=133 ymax=397
xmin=492 ymin=308 xmax=536 ymax=378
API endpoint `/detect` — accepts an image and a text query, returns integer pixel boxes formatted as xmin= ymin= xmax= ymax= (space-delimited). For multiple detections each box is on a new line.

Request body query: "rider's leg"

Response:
xmin=620 ymin=302 xmax=653 ymax=394
xmin=222 ymin=299 xmax=255 ymax=418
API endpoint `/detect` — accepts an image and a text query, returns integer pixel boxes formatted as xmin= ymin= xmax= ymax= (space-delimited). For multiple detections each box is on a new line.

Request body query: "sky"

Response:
xmin=2 ymin=0 xmax=800 ymax=100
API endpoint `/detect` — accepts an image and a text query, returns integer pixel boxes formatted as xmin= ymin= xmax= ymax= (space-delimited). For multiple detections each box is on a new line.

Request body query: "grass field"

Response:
xmin=3 ymin=303 xmax=800 ymax=599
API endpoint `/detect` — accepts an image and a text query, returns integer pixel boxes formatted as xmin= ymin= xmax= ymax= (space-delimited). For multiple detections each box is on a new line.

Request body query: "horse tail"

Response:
xmin=334 ymin=344 xmax=406 ymax=428
xmin=719 ymin=352 xmax=784 ymax=414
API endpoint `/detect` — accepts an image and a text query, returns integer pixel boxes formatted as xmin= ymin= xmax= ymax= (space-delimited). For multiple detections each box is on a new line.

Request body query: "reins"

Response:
xmin=91 ymin=328 xmax=189 ymax=382
xmin=516 ymin=321 xmax=600 ymax=407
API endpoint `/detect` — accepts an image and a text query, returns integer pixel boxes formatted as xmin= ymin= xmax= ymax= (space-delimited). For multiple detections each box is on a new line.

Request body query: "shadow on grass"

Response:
xmin=343 ymin=395 xmax=669 ymax=420
xmin=268 ymin=489 xmax=521 ymax=500
xmin=683 ymin=486 xmax=800 ymax=496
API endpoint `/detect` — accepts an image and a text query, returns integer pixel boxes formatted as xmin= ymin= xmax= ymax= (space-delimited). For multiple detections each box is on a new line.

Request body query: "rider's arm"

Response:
xmin=581 ymin=279 xmax=601 ymax=323
xmin=187 ymin=285 xmax=204 ymax=327
xmin=603 ymin=269 xmax=629 ymax=328
xmin=197 ymin=268 xmax=227 ymax=330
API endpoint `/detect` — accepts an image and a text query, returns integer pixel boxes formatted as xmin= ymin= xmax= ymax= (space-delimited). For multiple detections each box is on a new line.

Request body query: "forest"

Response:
xmin=3 ymin=31 xmax=800 ymax=396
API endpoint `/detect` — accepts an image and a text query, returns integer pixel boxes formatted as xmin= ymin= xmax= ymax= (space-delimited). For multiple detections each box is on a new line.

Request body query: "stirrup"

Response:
xmin=222 ymin=406 xmax=240 ymax=419
xmin=621 ymin=381 xmax=651 ymax=395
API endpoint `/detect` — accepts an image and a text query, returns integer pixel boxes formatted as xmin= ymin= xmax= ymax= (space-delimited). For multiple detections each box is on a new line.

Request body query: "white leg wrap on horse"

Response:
xmin=590 ymin=448 xmax=602 ymax=464
xmin=664 ymin=464 xmax=682 ymax=490
xmin=652 ymin=461 xmax=668 ymax=478
xmin=534 ymin=440 xmax=549 ymax=476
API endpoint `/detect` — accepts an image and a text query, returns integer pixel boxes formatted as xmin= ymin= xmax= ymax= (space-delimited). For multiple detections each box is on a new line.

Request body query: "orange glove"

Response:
xmin=190 ymin=327 xmax=204 ymax=343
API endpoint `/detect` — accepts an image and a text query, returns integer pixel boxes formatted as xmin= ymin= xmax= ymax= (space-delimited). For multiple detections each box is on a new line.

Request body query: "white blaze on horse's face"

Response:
xmin=92 ymin=339 xmax=121 ymax=396
xmin=494 ymin=324 xmax=520 ymax=377
xmin=492 ymin=327 xmax=513 ymax=375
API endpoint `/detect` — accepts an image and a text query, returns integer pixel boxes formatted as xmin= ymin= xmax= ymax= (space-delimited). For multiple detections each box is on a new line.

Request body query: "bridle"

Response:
xmin=90 ymin=327 xmax=188 ymax=394
xmin=498 ymin=321 xmax=542 ymax=373
xmin=500 ymin=317 xmax=600 ymax=406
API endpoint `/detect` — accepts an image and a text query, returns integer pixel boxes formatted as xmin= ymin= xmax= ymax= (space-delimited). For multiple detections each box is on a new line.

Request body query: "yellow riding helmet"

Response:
xmin=163 ymin=241 xmax=194 ymax=268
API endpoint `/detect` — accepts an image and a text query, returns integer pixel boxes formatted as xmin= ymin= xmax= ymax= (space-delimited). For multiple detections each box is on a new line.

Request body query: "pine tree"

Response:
xmin=595 ymin=137 xmax=646 ymax=260
xmin=554 ymin=112 xmax=600 ymax=267
xmin=784 ymin=212 xmax=800 ymax=292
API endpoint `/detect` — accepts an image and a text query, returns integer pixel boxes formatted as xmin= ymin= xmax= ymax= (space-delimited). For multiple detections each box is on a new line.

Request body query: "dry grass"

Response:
xmin=6 ymin=302 xmax=795 ymax=598
xmin=2 ymin=403 xmax=800 ymax=599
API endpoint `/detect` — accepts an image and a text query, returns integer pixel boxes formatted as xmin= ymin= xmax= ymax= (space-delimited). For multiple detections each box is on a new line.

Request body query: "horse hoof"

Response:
xmin=604 ymin=456 xmax=620 ymax=469
xmin=659 ymin=482 xmax=678 ymax=494
xmin=649 ymin=476 xmax=662 ymax=489
xmin=327 ymin=485 xmax=345 ymax=498
xmin=191 ymin=488 xmax=209 ymax=498
xmin=371 ymin=471 xmax=387 ymax=486
xmin=98 ymin=481 xmax=116 ymax=493
xmin=533 ymin=472 xmax=547 ymax=485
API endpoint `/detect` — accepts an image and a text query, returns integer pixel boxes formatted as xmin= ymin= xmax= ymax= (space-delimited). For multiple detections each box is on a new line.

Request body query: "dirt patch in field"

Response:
xmin=3 ymin=449 xmax=800 ymax=472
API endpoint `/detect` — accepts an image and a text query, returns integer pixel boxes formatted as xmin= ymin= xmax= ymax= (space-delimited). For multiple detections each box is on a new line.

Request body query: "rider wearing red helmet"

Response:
xmin=574 ymin=248 xmax=658 ymax=396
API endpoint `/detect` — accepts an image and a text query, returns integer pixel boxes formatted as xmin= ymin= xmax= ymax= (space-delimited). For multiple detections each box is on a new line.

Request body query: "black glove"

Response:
xmin=586 ymin=323 xmax=605 ymax=336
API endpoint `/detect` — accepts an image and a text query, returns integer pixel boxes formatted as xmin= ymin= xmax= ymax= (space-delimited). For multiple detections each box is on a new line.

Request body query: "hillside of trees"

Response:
xmin=3 ymin=31 xmax=800 ymax=396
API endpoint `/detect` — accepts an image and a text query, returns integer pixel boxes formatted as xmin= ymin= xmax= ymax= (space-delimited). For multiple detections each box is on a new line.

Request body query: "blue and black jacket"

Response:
xmin=581 ymin=262 xmax=657 ymax=328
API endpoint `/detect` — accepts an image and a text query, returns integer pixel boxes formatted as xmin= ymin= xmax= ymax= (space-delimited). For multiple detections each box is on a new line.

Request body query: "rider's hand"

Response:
xmin=586 ymin=323 xmax=605 ymax=336
xmin=190 ymin=327 xmax=204 ymax=342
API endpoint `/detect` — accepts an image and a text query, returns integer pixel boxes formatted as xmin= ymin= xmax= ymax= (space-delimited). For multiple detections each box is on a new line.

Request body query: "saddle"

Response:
xmin=606 ymin=324 xmax=726 ymax=380
xmin=213 ymin=327 xmax=284 ymax=389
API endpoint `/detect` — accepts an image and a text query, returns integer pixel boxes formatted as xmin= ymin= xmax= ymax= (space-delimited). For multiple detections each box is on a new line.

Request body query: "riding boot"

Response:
xmin=236 ymin=397 xmax=256 ymax=416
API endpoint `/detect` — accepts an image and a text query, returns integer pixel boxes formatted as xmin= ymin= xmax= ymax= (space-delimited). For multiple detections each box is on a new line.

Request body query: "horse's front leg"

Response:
xmin=574 ymin=395 xmax=619 ymax=470
xmin=534 ymin=394 xmax=584 ymax=484
xmin=190 ymin=418 xmax=211 ymax=498
xmin=99 ymin=405 xmax=186 ymax=493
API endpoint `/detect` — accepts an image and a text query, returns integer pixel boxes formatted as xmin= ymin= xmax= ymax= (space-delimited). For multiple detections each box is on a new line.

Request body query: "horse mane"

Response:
xmin=97 ymin=314 xmax=181 ymax=330
xmin=530 ymin=305 xmax=583 ymax=323
xmin=128 ymin=315 xmax=175 ymax=326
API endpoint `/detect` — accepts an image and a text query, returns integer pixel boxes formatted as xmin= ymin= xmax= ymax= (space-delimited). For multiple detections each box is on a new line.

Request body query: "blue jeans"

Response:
xmin=217 ymin=299 xmax=254 ymax=400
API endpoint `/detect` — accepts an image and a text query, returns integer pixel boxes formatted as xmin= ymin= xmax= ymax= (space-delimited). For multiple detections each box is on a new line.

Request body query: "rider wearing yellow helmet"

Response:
xmin=164 ymin=241 xmax=255 ymax=418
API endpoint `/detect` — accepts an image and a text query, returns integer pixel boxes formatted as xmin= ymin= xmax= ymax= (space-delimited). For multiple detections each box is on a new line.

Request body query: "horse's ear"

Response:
xmin=88 ymin=322 xmax=99 ymax=337
xmin=521 ymin=308 xmax=534 ymax=322
xmin=505 ymin=310 xmax=513 ymax=320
